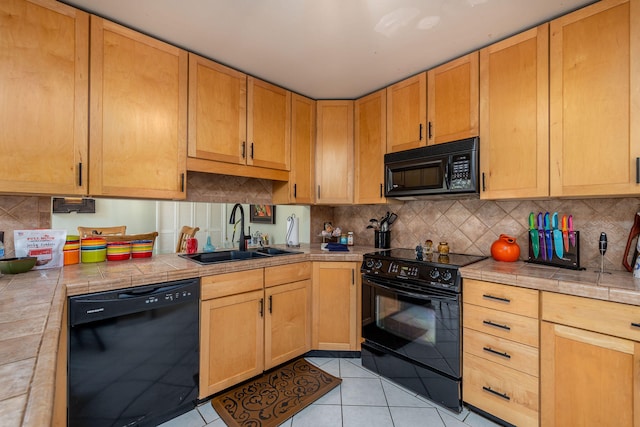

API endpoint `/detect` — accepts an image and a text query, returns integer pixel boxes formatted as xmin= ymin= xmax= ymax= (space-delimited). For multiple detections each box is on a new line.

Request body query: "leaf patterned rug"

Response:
xmin=211 ymin=358 xmax=341 ymax=427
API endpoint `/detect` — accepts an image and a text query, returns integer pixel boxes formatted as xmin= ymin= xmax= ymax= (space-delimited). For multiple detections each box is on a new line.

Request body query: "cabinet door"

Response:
xmin=480 ymin=24 xmax=549 ymax=199
xmin=312 ymin=262 xmax=358 ymax=350
xmin=247 ymin=77 xmax=291 ymax=170
xmin=89 ymin=16 xmax=187 ymax=199
xmin=0 ymin=0 xmax=88 ymax=195
xmin=264 ymin=280 xmax=311 ymax=369
xmin=188 ymin=53 xmax=247 ymax=165
xmin=386 ymin=73 xmax=427 ymax=152
xmin=273 ymin=94 xmax=315 ymax=204
xmin=200 ymin=289 xmax=264 ymax=397
xmin=316 ymin=101 xmax=354 ymax=204
xmin=550 ymin=0 xmax=640 ymax=197
xmin=427 ymin=52 xmax=479 ymax=144
xmin=355 ymin=89 xmax=387 ymax=204
xmin=541 ymin=321 xmax=639 ymax=427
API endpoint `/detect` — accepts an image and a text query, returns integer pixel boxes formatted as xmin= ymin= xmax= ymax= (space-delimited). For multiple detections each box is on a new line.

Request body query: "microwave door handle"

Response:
xmin=444 ymin=162 xmax=451 ymax=189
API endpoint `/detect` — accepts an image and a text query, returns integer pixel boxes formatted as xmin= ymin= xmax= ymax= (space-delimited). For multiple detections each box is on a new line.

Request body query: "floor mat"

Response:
xmin=211 ymin=358 xmax=341 ymax=427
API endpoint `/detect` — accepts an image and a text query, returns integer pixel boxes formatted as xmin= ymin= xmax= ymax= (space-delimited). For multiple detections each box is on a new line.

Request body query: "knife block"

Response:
xmin=527 ymin=230 xmax=581 ymax=270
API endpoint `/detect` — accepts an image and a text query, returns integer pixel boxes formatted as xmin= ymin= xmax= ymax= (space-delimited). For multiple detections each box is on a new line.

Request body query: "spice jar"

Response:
xmin=437 ymin=242 xmax=449 ymax=255
xmin=424 ymin=240 xmax=433 ymax=254
xmin=347 ymin=232 xmax=354 ymax=246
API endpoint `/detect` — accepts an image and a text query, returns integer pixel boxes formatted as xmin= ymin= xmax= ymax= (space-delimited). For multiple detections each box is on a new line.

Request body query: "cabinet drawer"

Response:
xmin=464 ymin=279 xmax=539 ymax=318
xmin=542 ymin=291 xmax=640 ymax=342
xmin=201 ymin=269 xmax=264 ymax=300
xmin=265 ymin=262 xmax=311 ymax=288
xmin=464 ymin=304 xmax=539 ymax=347
xmin=463 ymin=328 xmax=539 ymax=377
xmin=463 ymin=353 xmax=539 ymax=427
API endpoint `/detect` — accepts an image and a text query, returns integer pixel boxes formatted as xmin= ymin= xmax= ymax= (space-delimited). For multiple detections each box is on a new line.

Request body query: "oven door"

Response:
xmin=362 ymin=275 xmax=461 ymax=378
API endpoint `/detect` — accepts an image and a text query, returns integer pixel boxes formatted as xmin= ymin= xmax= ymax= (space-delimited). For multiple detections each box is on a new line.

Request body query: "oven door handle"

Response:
xmin=363 ymin=277 xmax=458 ymax=302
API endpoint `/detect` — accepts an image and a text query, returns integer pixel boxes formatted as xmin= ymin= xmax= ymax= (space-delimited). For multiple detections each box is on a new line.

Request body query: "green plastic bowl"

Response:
xmin=0 ymin=257 xmax=37 ymax=274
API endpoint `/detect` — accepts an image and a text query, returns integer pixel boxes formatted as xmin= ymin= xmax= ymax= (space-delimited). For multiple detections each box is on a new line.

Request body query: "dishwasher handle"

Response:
xmin=69 ymin=278 xmax=200 ymax=326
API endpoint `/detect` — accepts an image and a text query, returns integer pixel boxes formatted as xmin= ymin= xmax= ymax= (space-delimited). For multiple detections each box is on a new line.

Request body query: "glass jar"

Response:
xmin=424 ymin=239 xmax=433 ymax=254
xmin=437 ymin=241 xmax=449 ymax=255
xmin=347 ymin=232 xmax=354 ymax=246
xmin=340 ymin=234 xmax=348 ymax=245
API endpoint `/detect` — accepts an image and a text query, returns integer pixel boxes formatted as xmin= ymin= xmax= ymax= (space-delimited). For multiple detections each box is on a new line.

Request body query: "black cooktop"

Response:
xmin=366 ymin=248 xmax=487 ymax=268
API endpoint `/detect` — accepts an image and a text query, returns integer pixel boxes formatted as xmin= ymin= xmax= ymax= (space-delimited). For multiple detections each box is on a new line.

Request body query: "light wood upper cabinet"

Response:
xmin=89 ymin=16 xmax=187 ymax=199
xmin=188 ymin=54 xmax=247 ymax=165
xmin=0 ymin=0 xmax=89 ymax=196
xmin=315 ymin=100 xmax=354 ymax=204
xmin=247 ymin=77 xmax=291 ymax=171
xmin=355 ymin=90 xmax=387 ymax=204
xmin=312 ymin=262 xmax=359 ymax=351
xmin=550 ymin=0 xmax=640 ymax=197
xmin=427 ymin=52 xmax=479 ymax=145
xmin=273 ymin=94 xmax=315 ymax=204
xmin=386 ymin=73 xmax=427 ymax=152
xmin=480 ymin=24 xmax=549 ymax=199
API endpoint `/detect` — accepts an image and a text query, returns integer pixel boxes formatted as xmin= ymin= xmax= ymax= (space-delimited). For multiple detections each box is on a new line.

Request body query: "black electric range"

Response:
xmin=361 ymin=248 xmax=487 ymax=293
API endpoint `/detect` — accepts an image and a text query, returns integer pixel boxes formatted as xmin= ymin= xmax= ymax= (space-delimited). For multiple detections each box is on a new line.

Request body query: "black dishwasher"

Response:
xmin=68 ymin=278 xmax=200 ymax=427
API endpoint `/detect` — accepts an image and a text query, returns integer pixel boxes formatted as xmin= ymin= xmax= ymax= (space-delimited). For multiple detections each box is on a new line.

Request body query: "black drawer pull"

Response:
xmin=483 ymin=386 xmax=510 ymax=401
xmin=631 ymin=322 xmax=640 ymax=328
xmin=483 ymin=320 xmax=511 ymax=331
xmin=483 ymin=346 xmax=511 ymax=359
xmin=482 ymin=294 xmax=511 ymax=304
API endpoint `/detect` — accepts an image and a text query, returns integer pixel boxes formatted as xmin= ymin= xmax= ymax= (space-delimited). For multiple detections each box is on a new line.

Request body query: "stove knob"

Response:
xmin=375 ymin=260 xmax=383 ymax=269
xmin=365 ymin=259 xmax=374 ymax=268
xmin=441 ymin=270 xmax=452 ymax=281
xmin=429 ymin=269 xmax=440 ymax=279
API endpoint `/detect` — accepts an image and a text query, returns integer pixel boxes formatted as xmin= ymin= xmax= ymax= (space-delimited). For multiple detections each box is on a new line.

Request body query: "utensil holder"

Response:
xmin=375 ymin=230 xmax=390 ymax=249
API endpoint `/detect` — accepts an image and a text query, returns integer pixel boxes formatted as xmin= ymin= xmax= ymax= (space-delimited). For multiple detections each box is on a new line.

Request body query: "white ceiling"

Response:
xmin=62 ymin=0 xmax=596 ymax=99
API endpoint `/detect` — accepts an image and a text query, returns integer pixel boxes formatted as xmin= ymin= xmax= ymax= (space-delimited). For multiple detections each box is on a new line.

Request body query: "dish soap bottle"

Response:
xmin=203 ymin=236 xmax=215 ymax=253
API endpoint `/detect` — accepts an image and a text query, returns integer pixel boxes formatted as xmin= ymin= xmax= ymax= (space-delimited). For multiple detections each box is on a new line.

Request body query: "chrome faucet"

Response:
xmin=229 ymin=203 xmax=249 ymax=251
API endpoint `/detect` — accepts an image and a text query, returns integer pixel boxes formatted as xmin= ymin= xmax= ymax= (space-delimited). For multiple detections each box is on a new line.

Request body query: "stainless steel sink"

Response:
xmin=179 ymin=248 xmax=302 ymax=265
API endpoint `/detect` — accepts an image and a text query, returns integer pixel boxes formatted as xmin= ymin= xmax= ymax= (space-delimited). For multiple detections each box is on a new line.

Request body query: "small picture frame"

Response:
xmin=249 ymin=204 xmax=276 ymax=224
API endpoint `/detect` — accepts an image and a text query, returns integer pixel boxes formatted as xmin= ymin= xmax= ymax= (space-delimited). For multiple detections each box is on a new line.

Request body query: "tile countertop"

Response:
xmin=5 ymin=247 xmax=640 ymax=426
xmin=0 ymin=244 xmax=371 ymax=427
xmin=460 ymin=258 xmax=640 ymax=306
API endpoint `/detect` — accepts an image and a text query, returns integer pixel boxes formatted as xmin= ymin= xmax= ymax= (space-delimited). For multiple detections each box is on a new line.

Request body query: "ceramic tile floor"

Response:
xmin=159 ymin=357 xmax=503 ymax=427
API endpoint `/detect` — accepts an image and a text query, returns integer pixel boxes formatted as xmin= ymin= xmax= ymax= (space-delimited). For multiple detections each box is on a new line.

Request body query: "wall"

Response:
xmin=0 ymin=196 xmax=51 ymax=258
xmin=313 ymin=197 xmax=640 ymax=272
xmin=4 ymin=179 xmax=638 ymax=272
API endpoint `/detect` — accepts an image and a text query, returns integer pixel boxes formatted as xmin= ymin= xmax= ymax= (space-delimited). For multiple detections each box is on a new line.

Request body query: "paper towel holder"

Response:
xmin=286 ymin=214 xmax=300 ymax=248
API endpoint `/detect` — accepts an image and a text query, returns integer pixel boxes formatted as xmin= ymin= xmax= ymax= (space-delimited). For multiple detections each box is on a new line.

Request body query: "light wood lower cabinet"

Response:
xmin=200 ymin=262 xmax=311 ymax=398
xmin=463 ymin=279 xmax=539 ymax=427
xmin=264 ymin=262 xmax=312 ymax=369
xmin=541 ymin=292 xmax=640 ymax=427
xmin=312 ymin=262 xmax=360 ymax=351
xmin=199 ymin=269 xmax=264 ymax=397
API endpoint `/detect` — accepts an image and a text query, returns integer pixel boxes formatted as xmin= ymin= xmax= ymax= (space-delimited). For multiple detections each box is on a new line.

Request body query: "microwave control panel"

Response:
xmin=449 ymin=153 xmax=472 ymax=190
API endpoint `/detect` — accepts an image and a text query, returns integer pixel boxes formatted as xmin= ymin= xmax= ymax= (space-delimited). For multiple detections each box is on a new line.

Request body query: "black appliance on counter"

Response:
xmin=361 ymin=249 xmax=486 ymax=413
xmin=68 ymin=278 xmax=200 ymax=427
xmin=384 ymin=137 xmax=479 ymax=199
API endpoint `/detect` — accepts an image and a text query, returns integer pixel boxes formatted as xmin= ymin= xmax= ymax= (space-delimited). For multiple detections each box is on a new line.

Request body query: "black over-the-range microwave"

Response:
xmin=384 ymin=137 xmax=479 ymax=199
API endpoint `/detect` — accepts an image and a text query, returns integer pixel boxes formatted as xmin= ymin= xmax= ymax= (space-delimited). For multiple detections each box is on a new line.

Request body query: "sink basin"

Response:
xmin=179 ymin=247 xmax=302 ymax=265
xmin=179 ymin=250 xmax=270 ymax=265
xmin=254 ymin=247 xmax=303 ymax=256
